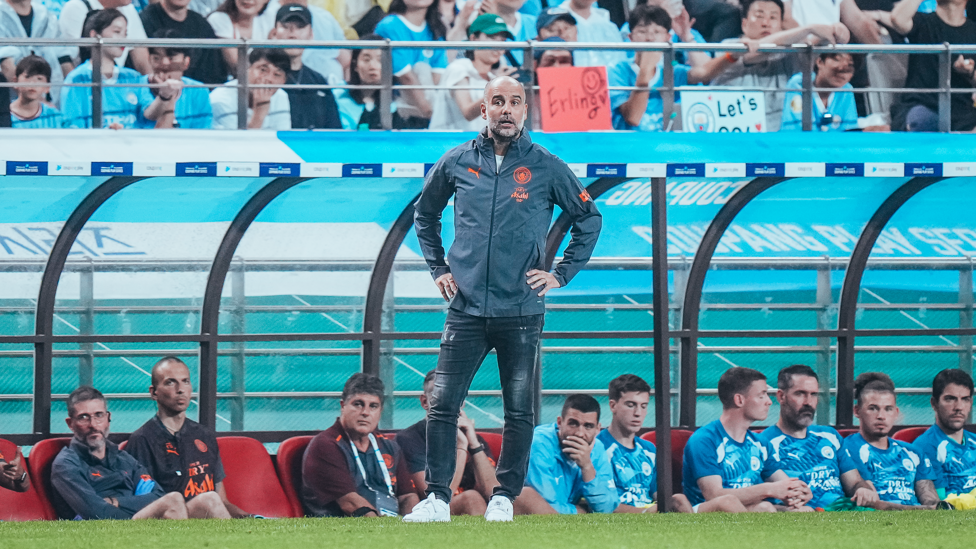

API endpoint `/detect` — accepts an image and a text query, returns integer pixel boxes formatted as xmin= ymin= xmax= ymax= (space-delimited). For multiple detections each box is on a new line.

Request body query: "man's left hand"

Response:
xmin=526 ymin=270 xmax=560 ymax=296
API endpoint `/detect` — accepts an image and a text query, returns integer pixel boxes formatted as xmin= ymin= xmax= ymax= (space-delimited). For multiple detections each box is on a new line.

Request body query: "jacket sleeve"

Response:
xmin=525 ymin=432 xmax=577 ymax=514
xmin=51 ymin=454 xmax=132 ymax=520
xmin=413 ymin=154 xmax=457 ymax=280
xmin=114 ymin=455 xmax=164 ymax=515
xmin=548 ymin=159 xmax=602 ymax=287
xmin=580 ymin=443 xmax=618 ymax=513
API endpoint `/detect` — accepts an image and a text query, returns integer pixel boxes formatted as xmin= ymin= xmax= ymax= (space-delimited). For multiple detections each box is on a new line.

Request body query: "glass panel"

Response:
xmin=51 ymin=342 xmax=200 ymax=433
xmin=0 ymin=343 xmax=33 ymax=434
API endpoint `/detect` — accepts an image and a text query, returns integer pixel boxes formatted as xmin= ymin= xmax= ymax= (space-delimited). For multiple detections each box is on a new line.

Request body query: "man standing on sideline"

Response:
xmin=126 ymin=357 xmax=249 ymax=518
xmin=758 ymin=365 xmax=879 ymax=510
xmin=405 ymin=75 xmax=602 ymax=523
xmin=912 ymin=369 xmax=976 ymax=499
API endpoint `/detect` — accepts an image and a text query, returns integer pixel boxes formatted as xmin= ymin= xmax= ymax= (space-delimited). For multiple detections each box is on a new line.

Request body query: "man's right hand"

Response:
xmin=435 ymin=273 xmax=457 ymax=301
xmin=561 ymin=435 xmax=594 ymax=475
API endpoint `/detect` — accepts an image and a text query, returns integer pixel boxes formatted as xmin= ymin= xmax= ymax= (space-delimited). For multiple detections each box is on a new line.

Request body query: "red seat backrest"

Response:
xmin=640 ymin=429 xmax=694 ymax=495
xmin=117 ymin=440 xmax=127 ymax=451
xmin=836 ymin=428 xmax=859 ymax=438
xmin=216 ymin=437 xmax=297 ymax=518
xmin=276 ymin=436 xmax=313 ymax=518
xmin=892 ymin=427 xmax=928 ymax=444
xmin=478 ymin=432 xmax=503 ymax=461
xmin=0 ymin=439 xmax=56 ymax=521
xmin=26 ymin=437 xmax=71 ymax=519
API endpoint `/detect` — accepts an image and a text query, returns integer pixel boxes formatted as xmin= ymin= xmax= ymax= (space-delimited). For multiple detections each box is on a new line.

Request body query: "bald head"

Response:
xmin=151 ymin=356 xmax=188 ymax=387
xmin=482 ymin=76 xmax=527 ymax=141
xmin=150 ymin=356 xmax=193 ymax=416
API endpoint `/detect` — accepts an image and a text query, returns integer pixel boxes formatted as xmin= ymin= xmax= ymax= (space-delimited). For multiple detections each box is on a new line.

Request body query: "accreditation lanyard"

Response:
xmin=348 ymin=433 xmax=395 ymax=498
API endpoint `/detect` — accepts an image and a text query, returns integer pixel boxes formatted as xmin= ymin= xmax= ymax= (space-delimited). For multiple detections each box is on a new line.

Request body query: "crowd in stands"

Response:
xmin=3 ymin=356 xmax=976 ymax=519
xmin=0 ymin=0 xmax=973 ymax=130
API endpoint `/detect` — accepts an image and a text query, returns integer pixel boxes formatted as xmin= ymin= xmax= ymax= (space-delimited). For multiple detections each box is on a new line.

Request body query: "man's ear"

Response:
xmin=181 ymin=56 xmax=191 ymax=71
xmin=734 ymin=393 xmax=746 ymax=408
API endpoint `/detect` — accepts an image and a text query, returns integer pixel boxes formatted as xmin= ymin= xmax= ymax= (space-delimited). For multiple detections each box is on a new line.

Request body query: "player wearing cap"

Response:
xmin=403 ymin=74 xmax=602 ymax=523
xmin=126 ymin=357 xmax=248 ymax=518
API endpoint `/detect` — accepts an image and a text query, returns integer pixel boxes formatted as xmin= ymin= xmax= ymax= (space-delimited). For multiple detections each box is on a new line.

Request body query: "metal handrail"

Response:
xmin=2 ymin=37 xmax=971 ymax=131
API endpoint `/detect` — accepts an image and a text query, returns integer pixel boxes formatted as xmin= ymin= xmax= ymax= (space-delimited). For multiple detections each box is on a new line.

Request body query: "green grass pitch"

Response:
xmin=2 ymin=512 xmax=973 ymax=549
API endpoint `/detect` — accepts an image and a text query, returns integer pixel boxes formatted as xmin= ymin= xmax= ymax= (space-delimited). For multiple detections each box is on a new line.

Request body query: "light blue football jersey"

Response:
xmin=759 ymin=425 xmax=856 ymax=508
xmin=597 ymin=429 xmax=657 ymax=507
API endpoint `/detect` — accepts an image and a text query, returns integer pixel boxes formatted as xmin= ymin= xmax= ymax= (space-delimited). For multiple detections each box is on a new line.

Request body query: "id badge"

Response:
xmin=372 ymin=491 xmax=399 ymax=517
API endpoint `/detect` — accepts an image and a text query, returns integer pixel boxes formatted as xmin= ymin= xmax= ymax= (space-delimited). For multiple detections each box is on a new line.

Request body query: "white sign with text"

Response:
xmin=682 ymin=91 xmax=766 ymax=133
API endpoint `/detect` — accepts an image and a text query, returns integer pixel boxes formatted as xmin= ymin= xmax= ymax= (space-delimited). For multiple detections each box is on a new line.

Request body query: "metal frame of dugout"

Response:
xmin=3 ymin=168 xmax=975 ymax=511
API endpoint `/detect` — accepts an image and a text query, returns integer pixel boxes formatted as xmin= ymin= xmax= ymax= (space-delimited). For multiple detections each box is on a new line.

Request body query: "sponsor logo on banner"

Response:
xmin=7 ymin=161 xmax=47 ymax=175
xmin=342 ymin=164 xmax=381 ymax=177
xmin=300 ymin=163 xmax=341 ymax=177
xmin=667 ymin=164 xmax=705 ymax=177
xmin=382 ymin=163 xmax=424 ymax=178
xmin=52 ymin=162 xmax=90 ymax=176
xmin=706 ymin=164 xmax=746 ymax=177
xmin=785 ymin=163 xmax=826 ymax=177
xmin=825 ymin=163 xmax=864 ymax=177
xmin=177 ymin=163 xmax=218 ymax=177
xmin=92 ymin=162 xmax=133 ymax=176
xmin=134 ymin=163 xmax=175 ymax=177
xmin=215 ymin=163 xmax=257 ymax=177
xmin=567 ymin=163 xmax=587 ymax=178
xmin=424 ymin=163 xmax=435 ymax=176
xmin=904 ymin=163 xmax=942 ymax=177
xmin=586 ymin=164 xmax=624 ymax=178
xmin=625 ymin=163 xmax=667 ymax=178
xmin=746 ymin=164 xmax=785 ymax=177
xmin=682 ymin=91 xmax=766 ymax=132
xmin=943 ymin=162 xmax=976 ymax=176
xmin=865 ymin=163 xmax=903 ymax=177
xmin=259 ymin=163 xmax=300 ymax=177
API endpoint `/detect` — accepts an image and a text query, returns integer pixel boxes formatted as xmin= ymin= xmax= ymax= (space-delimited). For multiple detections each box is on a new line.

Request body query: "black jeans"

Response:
xmin=425 ymin=309 xmax=544 ymax=502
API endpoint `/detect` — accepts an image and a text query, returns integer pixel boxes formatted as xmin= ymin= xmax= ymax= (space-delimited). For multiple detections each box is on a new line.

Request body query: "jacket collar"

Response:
xmin=475 ymin=127 xmax=532 ymax=160
xmin=70 ymin=437 xmax=119 ymax=467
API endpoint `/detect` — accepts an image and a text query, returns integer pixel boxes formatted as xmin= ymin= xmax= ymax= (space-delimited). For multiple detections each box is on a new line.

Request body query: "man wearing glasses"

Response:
xmin=50 ymin=386 xmax=191 ymax=520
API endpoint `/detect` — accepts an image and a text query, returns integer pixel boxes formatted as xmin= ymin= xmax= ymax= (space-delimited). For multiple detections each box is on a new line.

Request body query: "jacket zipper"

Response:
xmin=484 ymin=155 xmax=500 ymax=313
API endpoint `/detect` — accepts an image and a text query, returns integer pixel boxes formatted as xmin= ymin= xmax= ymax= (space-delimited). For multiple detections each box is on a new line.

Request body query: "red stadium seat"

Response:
xmin=892 ymin=427 xmax=928 ymax=444
xmin=276 ymin=435 xmax=313 ymax=517
xmin=640 ymin=429 xmax=694 ymax=494
xmin=26 ymin=437 xmax=71 ymax=519
xmin=836 ymin=428 xmax=859 ymax=438
xmin=478 ymin=432 xmax=503 ymax=461
xmin=117 ymin=440 xmax=127 ymax=451
xmin=0 ymin=439 xmax=56 ymax=521
xmin=216 ymin=437 xmax=297 ymax=518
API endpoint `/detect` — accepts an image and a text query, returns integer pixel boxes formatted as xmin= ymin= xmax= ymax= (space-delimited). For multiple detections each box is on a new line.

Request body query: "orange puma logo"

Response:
xmin=468 ymin=167 xmax=481 ymax=178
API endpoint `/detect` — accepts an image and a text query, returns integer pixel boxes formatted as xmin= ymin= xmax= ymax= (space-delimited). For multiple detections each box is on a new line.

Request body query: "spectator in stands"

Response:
xmin=210 ymin=48 xmax=291 ymax=128
xmin=685 ymin=0 xmax=741 ymax=42
xmin=0 ymin=443 xmax=29 ymax=492
xmin=913 ymin=369 xmax=976 ymax=499
xmin=272 ymin=4 xmax=341 ymax=128
xmin=489 ymin=0 xmax=537 ymax=66
xmin=623 ymin=0 xmax=711 ymax=68
xmin=758 ymin=365 xmax=880 ymax=511
xmin=440 ymin=0 xmax=476 ymax=43
xmin=345 ymin=0 xmax=388 ymax=37
xmin=840 ymin=372 xmax=940 ymax=509
xmin=0 ymin=73 xmax=8 ymax=125
xmin=556 ymin=0 xmax=625 ymax=67
xmin=597 ymin=374 xmax=746 ymax=514
xmin=682 ymin=367 xmax=813 ymax=512
xmin=0 ymin=0 xmax=72 ymax=103
xmin=9 ymin=55 xmax=64 ymax=127
xmin=137 ymin=31 xmax=213 ymax=128
xmin=711 ymin=0 xmax=850 ymax=132
xmin=300 ymin=373 xmax=420 ymax=517
xmin=430 ymin=14 xmax=514 ymax=130
xmin=375 ymin=0 xmax=448 ymax=126
xmin=396 ymin=370 xmax=498 ymax=516
xmin=515 ymin=394 xmax=618 ymax=515
xmin=783 ymin=0 xmax=882 ymax=44
xmin=127 ymin=358 xmax=245 ymax=518
xmin=61 ymin=9 xmax=146 ymax=128
xmin=536 ymin=6 xmax=577 ymax=42
xmin=51 ymin=386 xmax=190 ymax=520
xmin=535 ymin=35 xmax=573 ymax=68
xmin=333 ymin=33 xmax=404 ymax=128
xmin=59 ymin=0 xmax=151 ymax=74
xmin=207 ymin=0 xmax=280 ymax=74
xmin=279 ymin=0 xmax=350 ymax=83
xmin=140 ymin=0 xmax=228 ymax=86
xmin=781 ymin=53 xmax=859 ymax=131
xmin=889 ymin=0 xmax=976 ymax=131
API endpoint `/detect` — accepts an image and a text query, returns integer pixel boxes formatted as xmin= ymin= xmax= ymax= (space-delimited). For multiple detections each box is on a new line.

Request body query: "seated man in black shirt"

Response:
xmin=141 ymin=0 xmax=228 ymax=85
xmin=395 ymin=370 xmax=498 ymax=516
xmin=126 ymin=357 xmax=247 ymax=518
xmin=272 ymin=4 xmax=342 ymax=129
xmin=890 ymin=0 xmax=976 ymax=131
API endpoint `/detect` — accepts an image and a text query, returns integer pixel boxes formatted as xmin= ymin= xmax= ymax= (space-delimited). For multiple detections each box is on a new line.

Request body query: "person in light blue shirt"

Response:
xmin=619 ymin=0 xmax=712 ymax=67
xmin=914 ymin=369 xmax=976 ymax=498
xmin=519 ymin=0 xmax=541 ymax=17
xmin=333 ymin=35 xmax=403 ymax=129
xmin=494 ymin=0 xmax=537 ymax=66
xmin=374 ymin=0 xmax=448 ymax=125
xmin=759 ymin=365 xmax=879 ymax=510
xmin=683 ymin=367 xmax=812 ymax=512
xmin=9 ymin=55 xmax=63 ymax=128
xmin=137 ymin=32 xmax=213 ymax=129
xmin=558 ymin=0 xmax=626 ymax=67
xmin=781 ymin=52 xmax=858 ymax=131
xmin=841 ymin=372 xmax=940 ymax=509
xmin=598 ymin=374 xmax=745 ymax=514
xmin=61 ymin=9 xmax=147 ymax=129
xmin=516 ymin=394 xmax=618 ymax=515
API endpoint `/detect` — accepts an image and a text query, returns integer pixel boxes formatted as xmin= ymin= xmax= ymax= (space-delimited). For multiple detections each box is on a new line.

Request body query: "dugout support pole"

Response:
xmin=651 ymin=177 xmax=672 ymax=511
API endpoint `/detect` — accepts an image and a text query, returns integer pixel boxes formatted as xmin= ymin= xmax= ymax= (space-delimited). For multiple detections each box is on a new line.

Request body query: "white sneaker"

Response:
xmin=402 ymin=493 xmax=450 ymax=523
xmin=484 ymin=495 xmax=513 ymax=522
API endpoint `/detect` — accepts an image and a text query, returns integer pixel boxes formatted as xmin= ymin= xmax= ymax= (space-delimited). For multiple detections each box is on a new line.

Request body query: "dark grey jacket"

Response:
xmin=414 ymin=130 xmax=602 ymax=317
